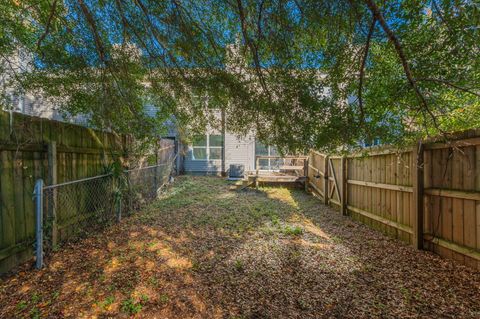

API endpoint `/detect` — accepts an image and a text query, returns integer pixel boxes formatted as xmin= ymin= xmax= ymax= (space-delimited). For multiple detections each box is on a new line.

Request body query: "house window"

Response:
xmin=209 ymin=135 xmax=223 ymax=159
xmin=192 ymin=136 xmax=207 ymax=160
xmin=192 ymin=134 xmax=223 ymax=160
xmin=255 ymin=141 xmax=279 ymax=170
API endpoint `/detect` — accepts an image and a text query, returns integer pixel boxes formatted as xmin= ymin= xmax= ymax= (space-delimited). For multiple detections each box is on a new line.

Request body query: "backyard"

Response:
xmin=1 ymin=176 xmax=479 ymax=318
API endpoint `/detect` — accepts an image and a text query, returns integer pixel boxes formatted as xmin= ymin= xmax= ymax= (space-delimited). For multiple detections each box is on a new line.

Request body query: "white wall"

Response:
xmin=224 ymin=132 xmax=255 ymax=173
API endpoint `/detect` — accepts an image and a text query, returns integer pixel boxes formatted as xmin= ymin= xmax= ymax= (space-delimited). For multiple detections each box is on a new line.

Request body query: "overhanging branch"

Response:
xmin=358 ymin=15 xmax=376 ymax=126
xmin=416 ymin=78 xmax=480 ymax=98
xmin=363 ymin=0 xmax=440 ymax=130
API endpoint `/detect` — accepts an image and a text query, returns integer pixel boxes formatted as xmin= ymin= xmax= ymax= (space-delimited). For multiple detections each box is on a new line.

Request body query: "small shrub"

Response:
xmin=121 ymin=298 xmax=142 ymax=315
xmin=283 ymin=225 xmax=303 ymax=236
xmin=148 ymin=276 xmax=159 ymax=287
xmin=30 ymin=308 xmax=41 ymax=319
xmin=159 ymin=293 xmax=169 ymax=304
xmin=270 ymin=215 xmax=280 ymax=226
xmin=191 ymin=260 xmax=201 ymax=272
xmin=99 ymin=296 xmax=115 ymax=310
xmin=51 ymin=291 xmax=60 ymax=300
xmin=16 ymin=301 xmax=27 ymax=311
xmin=297 ymin=298 xmax=310 ymax=310
xmin=31 ymin=292 xmax=40 ymax=304
xmin=234 ymin=259 xmax=244 ymax=271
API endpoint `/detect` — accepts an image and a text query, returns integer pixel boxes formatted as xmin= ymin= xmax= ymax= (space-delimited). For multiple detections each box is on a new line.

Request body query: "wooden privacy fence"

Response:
xmin=0 ymin=111 xmax=131 ymax=273
xmin=308 ymin=130 xmax=480 ymax=270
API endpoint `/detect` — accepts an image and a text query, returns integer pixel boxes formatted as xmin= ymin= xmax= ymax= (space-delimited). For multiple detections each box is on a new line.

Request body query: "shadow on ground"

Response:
xmin=1 ymin=176 xmax=480 ymax=319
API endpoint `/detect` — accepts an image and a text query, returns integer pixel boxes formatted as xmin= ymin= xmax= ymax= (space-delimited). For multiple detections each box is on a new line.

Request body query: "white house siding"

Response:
xmin=224 ymin=132 xmax=255 ymax=173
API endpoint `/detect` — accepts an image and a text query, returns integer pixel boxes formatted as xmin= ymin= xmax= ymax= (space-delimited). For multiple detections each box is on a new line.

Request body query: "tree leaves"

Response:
xmin=1 ymin=0 xmax=479 ymax=151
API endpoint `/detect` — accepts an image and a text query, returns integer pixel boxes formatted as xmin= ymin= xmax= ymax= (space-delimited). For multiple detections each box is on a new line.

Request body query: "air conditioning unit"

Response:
xmin=228 ymin=164 xmax=244 ymax=180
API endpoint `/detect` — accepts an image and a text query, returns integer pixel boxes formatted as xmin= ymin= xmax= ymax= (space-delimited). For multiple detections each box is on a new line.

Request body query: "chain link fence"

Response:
xmin=33 ymin=153 xmax=176 ymax=268
xmin=42 ymin=174 xmax=118 ymax=253
xmin=126 ymin=159 xmax=175 ymax=212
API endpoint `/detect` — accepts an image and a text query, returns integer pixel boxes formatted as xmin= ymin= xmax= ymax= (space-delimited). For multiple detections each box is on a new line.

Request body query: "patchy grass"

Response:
xmin=1 ymin=176 xmax=480 ymax=318
xmin=282 ymin=225 xmax=303 ymax=236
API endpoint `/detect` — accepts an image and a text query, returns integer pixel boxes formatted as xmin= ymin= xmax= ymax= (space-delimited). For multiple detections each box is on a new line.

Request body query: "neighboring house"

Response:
xmin=1 ymin=49 xmax=90 ymax=126
xmin=2 ymin=92 xmax=90 ymax=126
xmin=361 ymin=138 xmax=382 ymax=147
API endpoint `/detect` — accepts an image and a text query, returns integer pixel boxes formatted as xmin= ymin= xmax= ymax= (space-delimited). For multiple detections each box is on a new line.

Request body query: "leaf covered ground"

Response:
xmin=1 ymin=176 xmax=480 ymax=318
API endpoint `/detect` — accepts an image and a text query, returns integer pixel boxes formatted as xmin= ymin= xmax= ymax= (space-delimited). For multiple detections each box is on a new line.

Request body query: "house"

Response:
xmin=1 ymin=49 xmax=90 ymax=126
xmin=177 ymin=110 xmax=278 ymax=176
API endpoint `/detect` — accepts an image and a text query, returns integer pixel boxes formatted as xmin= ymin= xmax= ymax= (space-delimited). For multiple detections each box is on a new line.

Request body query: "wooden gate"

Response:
xmin=307 ymin=152 xmax=346 ymax=213
xmin=327 ymin=157 xmax=343 ymax=207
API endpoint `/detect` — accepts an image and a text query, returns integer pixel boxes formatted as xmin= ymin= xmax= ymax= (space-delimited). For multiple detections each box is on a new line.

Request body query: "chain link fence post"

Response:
xmin=33 ymin=179 xmax=44 ymax=269
xmin=115 ymin=177 xmax=122 ymax=222
xmin=127 ymin=170 xmax=132 ymax=215
xmin=154 ymin=151 xmax=158 ymax=193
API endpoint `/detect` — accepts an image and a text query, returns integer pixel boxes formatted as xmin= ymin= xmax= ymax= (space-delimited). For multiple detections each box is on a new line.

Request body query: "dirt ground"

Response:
xmin=1 ymin=176 xmax=480 ymax=319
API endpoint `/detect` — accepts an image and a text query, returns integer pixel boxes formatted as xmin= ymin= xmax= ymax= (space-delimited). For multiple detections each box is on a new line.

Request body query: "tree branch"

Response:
xmin=257 ymin=0 xmax=265 ymax=40
xmin=36 ymin=0 xmax=58 ymax=55
xmin=358 ymin=16 xmax=376 ymax=126
xmin=416 ymin=78 xmax=480 ymax=98
xmin=235 ymin=0 xmax=271 ymax=100
xmin=363 ymin=0 xmax=440 ymax=130
xmin=293 ymin=0 xmax=304 ymax=17
xmin=78 ymin=0 xmax=107 ymax=63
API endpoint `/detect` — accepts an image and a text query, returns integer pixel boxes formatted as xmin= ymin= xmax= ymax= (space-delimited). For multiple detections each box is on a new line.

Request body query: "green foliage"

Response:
xmin=1 ymin=1 xmax=479 ymax=150
xmin=16 ymin=301 xmax=27 ymax=311
xmin=159 ymin=293 xmax=169 ymax=304
xmin=121 ymin=297 xmax=143 ymax=315
xmin=234 ymin=259 xmax=245 ymax=271
xmin=140 ymin=294 xmax=149 ymax=303
xmin=147 ymin=276 xmax=159 ymax=288
xmin=282 ymin=225 xmax=303 ymax=236
xmin=98 ymin=296 xmax=115 ymax=310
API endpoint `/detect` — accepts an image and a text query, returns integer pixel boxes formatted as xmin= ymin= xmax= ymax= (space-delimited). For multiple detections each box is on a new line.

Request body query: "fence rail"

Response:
xmin=33 ymin=153 xmax=176 ymax=269
xmin=249 ymin=155 xmax=308 ymax=186
xmin=308 ymin=131 xmax=480 ymax=270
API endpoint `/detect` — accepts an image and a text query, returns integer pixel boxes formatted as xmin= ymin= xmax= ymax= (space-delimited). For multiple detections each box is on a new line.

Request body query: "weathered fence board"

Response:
xmin=0 ymin=111 xmax=130 ymax=273
xmin=308 ymin=130 xmax=480 ymax=270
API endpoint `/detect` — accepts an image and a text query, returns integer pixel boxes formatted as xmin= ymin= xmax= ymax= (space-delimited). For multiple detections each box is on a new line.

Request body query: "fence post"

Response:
xmin=154 ymin=151 xmax=158 ymax=193
xmin=33 ymin=179 xmax=44 ymax=269
xmin=113 ymin=175 xmax=122 ymax=223
xmin=341 ymin=156 xmax=348 ymax=216
xmin=324 ymin=155 xmax=329 ymax=205
xmin=47 ymin=141 xmax=58 ymax=248
xmin=127 ymin=170 xmax=132 ymax=214
xmin=304 ymin=155 xmax=309 ymax=192
xmin=175 ymin=139 xmax=181 ymax=175
xmin=413 ymin=142 xmax=424 ymax=250
xmin=255 ymin=156 xmax=259 ymax=188
xmin=116 ymin=191 xmax=122 ymax=223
